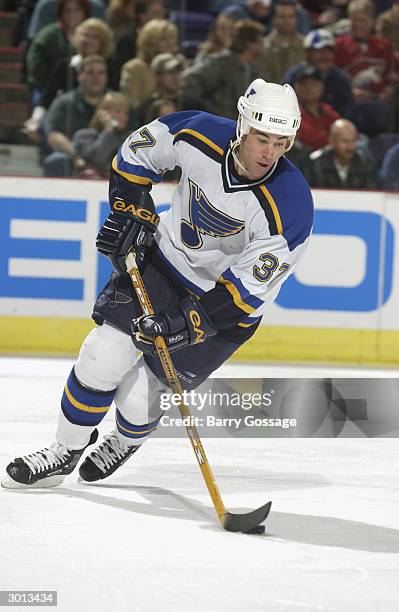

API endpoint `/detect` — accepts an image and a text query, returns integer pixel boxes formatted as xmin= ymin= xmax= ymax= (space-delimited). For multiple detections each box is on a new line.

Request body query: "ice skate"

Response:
xmin=79 ymin=430 xmax=140 ymax=482
xmin=2 ymin=429 xmax=99 ymax=489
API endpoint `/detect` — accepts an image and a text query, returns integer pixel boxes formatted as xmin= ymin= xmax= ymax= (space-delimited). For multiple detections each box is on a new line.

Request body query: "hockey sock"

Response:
xmin=115 ymin=408 xmax=163 ymax=444
xmin=61 ymin=367 xmax=116 ymax=427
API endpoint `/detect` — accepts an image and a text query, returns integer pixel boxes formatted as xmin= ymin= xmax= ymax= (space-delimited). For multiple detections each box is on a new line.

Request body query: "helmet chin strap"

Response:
xmin=231 ymin=140 xmax=249 ymax=176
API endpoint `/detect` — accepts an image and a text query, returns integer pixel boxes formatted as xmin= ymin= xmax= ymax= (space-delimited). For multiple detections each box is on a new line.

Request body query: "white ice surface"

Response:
xmin=1 ymin=357 xmax=398 ymax=612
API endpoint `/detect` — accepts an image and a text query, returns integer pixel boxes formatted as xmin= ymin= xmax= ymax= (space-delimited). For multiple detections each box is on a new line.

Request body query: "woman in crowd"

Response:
xmin=119 ymin=18 xmax=178 ymax=109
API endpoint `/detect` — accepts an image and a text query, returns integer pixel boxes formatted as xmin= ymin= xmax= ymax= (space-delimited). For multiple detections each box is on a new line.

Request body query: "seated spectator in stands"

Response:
xmin=72 ymin=91 xmax=132 ymax=179
xmin=113 ymin=0 xmax=166 ymax=80
xmin=294 ymin=64 xmax=341 ymax=151
xmin=301 ymin=0 xmax=349 ymax=28
xmin=221 ymin=1 xmax=272 ymax=30
xmin=25 ymin=17 xmax=113 ymax=143
xmin=195 ymin=14 xmax=235 ymax=63
xmin=42 ymin=18 xmax=114 ymax=107
xmin=107 ymin=0 xmax=136 ymax=39
xmin=307 ymin=118 xmax=378 ymax=188
xmin=27 ymin=0 xmax=90 ymax=104
xmin=257 ymin=0 xmax=305 ymax=83
xmin=136 ymin=0 xmax=165 ymax=25
xmin=181 ymin=20 xmax=264 ymax=119
xmin=136 ymin=52 xmax=187 ymax=121
xmin=284 ymin=28 xmax=354 ymax=117
xmin=376 ymin=1 xmax=399 ymax=70
xmin=380 ymin=142 xmax=399 ymax=191
xmin=334 ymin=0 xmax=395 ymax=134
xmin=221 ymin=0 xmax=310 ymax=34
xmin=28 ymin=0 xmax=105 ymax=42
xmin=43 ymin=55 xmax=108 ymax=177
xmin=120 ymin=19 xmax=178 ymax=110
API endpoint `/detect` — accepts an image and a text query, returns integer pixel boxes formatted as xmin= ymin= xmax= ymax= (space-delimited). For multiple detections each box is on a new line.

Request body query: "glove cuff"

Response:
xmin=179 ymin=295 xmax=217 ymax=345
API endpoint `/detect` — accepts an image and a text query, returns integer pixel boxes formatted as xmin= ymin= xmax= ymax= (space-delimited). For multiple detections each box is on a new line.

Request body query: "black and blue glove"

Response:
xmin=131 ymin=295 xmax=217 ymax=354
xmin=96 ymin=190 xmax=159 ymax=274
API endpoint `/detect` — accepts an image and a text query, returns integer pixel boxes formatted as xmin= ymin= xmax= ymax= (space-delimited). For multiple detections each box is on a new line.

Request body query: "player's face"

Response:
xmin=237 ymin=130 xmax=288 ymax=180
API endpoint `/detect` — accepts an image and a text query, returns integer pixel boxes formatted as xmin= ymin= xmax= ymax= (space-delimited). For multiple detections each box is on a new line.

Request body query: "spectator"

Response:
xmin=294 ymin=64 xmax=340 ymax=150
xmin=380 ymin=142 xmax=399 ymax=191
xmin=257 ymin=0 xmax=305 ymax=83
xmin=334 ymin=0 xmax=395 ymax=134
xmin=137 ymin=53 xmax=187 ymax=125
xmin=144 ymin=98 xmax=178 ymax=124
xmin=43 ymin=55 xmax=109 ymax=177
xmin=195 ymin=14 xmax=235 ymax=63
xmin=72 ymin=92 xmax=132 ymax=179
xmin=27 ymin=0 xmax=105 ymax=42
xmin=41 ymin=18 xmax=114 ymax=107
xmin=284 ymin=28 xmax=354 ymax=117
xmin=221 ymin=0 xmax=311 ymax=34
xmin=307 ymin=118 xmax=378 ymax=188
xmin=181 ymin=20 xmax=264 ymax=119
xmin=376 ymin=1 xmax=399 ymax=70
xmin=120 ymin=19 xmax=178 ymax=110
xmin=136 ymin=0 xmax=164 ymax=26
xmin=221 ymin=0 xmax=272 ymax=31
xmin=27 ymin=0 xmax=90 ymax=103
xmin=301 ymin=0 xmax=349 ymax=28
xmin=113 ymin=1 xmax=166 ymax=79
xmin=107 ymin=0 xmax=135 ymax=39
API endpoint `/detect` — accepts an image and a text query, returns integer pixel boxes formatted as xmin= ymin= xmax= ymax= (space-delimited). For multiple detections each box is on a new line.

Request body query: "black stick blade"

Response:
xmin=222 ymin=501 xmax=272 ymax=533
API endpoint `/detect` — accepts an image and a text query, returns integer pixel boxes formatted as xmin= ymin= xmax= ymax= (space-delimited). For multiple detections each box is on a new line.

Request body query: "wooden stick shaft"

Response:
xmin=126 ymin=251 xmax=227 ymax=523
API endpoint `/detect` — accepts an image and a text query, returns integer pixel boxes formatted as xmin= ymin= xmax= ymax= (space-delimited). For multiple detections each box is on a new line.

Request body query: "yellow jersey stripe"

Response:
xmin=260 ymin=185 xmax=283 ymax=235
xmin=112 ymin=156 xmax=153 ymax=185
xmin=177 ymin=129 xmax=224 ymax=156
xmin=217 ymin=275 xmax=256 ymax=314
xmin=64 ymin=384 xmax=111 ymax=414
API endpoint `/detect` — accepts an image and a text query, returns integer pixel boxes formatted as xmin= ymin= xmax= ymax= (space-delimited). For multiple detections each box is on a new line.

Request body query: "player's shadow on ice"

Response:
xmin=22 ymin=484 xmax=399 ymax=551
xmin=266 ymin=512 xmax=399 ymax=553
xmin=33 ymin=483 xmax=216 ymax=524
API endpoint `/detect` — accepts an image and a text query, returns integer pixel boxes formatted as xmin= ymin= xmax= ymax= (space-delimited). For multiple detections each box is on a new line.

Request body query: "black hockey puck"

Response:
xmin=244 ymin=525 xmax=265 ymax=535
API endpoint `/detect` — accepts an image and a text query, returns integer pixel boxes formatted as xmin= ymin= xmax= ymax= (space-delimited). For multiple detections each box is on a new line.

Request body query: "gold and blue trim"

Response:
xmin=218 ymin=268 xmax=264 ymax=314
xmin=116 ymin=409 xmax=163 ymax=439
xmin=253 ymin=184 xmax=283 ymax=236
xmin=61 ymin=368 xmax=115 ymax=426
xmin=174 ymin=128 xmax=224 ymax=164
xmin=112 ymin=151 xmax=162 ymax=185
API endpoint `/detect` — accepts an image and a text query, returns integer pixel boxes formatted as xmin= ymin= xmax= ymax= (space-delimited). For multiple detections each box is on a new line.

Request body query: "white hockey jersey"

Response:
xmin=112 ymin=111 xmax=314 ymax=329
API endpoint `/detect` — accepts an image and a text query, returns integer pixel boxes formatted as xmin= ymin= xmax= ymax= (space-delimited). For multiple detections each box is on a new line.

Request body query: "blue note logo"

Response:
xmin=181 ymin=179 xmax=244 ymax=249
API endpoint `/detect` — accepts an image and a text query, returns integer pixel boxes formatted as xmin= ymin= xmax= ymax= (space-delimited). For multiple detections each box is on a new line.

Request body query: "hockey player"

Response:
xmin=2 ymin=79 xmax=314 ymax=489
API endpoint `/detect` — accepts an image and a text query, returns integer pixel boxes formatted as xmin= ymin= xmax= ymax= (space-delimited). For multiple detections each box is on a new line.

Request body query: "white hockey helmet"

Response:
xmin=236 ymin=79 xmax=301 ymax=150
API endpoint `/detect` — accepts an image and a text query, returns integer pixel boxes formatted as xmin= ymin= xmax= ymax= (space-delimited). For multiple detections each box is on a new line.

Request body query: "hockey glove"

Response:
xmin=96 ymin=194 xmax=159 ymax=274
xmin=131 ymin=295 xmax=217 ymax=354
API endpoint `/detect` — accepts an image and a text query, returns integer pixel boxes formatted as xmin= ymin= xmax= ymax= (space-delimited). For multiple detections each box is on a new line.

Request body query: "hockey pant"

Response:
xmin=58 ymin=258 xmax=259 ymax=450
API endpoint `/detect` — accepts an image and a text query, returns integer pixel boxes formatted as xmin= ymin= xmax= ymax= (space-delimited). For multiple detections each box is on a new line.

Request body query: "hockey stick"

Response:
xmin=126 ymin=250 xmax=271 ymax=533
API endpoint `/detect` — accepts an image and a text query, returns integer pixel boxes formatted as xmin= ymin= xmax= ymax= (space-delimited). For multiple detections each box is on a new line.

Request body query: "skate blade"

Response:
xmin=1 ymin=475 xmax=65 ymax=489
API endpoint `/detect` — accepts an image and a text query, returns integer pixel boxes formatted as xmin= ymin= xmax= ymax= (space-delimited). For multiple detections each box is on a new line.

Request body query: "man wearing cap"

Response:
xmin=293 ymin=64 xmax=340 ymax=151
xmin=283 ymin=28 xmax=354 ymax=118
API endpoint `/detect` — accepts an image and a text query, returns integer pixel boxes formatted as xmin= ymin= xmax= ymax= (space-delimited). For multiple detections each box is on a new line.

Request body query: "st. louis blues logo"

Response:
xmin=181 ymin=179 xmax=245 ymax=249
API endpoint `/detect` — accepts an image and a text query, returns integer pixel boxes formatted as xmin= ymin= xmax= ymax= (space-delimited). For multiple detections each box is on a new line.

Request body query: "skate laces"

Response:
xmin=22 ymin=443 xmax=70 ymax=475
xmin=89 ymin=432 xmax=130 ymax=473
